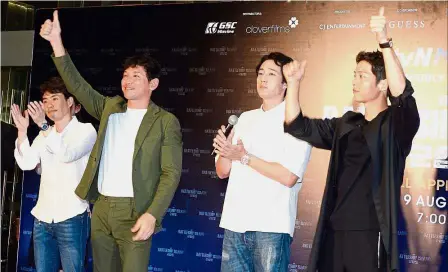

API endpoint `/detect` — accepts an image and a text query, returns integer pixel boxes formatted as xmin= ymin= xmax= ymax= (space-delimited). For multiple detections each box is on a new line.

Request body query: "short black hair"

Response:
xmin=356 ymin=50 xmax=386 ymax=84
xmin=255 ymin=52 xmax=293 ymax=83
xmin=40 ymin=77 xmax=79 ymax=104
xmin=123 ymin=54 xmax=162 ymax=80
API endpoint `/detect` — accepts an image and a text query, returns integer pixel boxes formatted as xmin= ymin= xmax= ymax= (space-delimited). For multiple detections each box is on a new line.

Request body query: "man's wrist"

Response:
xmin=145 ymin=212 xmax=157 ymax=222
xmin=286 ymin=79 xmax=301 ymax=87
xmin=36 ymin=120 xmax=44 ymax=128
xmin=51 ymin=39 xmax=66 ymax=57
xmin=378 ymin=37 xmax=392 ymax=48
xmin=38 ymin=121 xmax=50 ymax=131
xmin=240 ymin=152 xmax=251 ymax=165
xmin=218 ymin=155 xmax=231 ymax=162
xmin=49 ymin=36 xmax=63 ymax=47
xmin=18 ymin=130 xmax=27 ymax=140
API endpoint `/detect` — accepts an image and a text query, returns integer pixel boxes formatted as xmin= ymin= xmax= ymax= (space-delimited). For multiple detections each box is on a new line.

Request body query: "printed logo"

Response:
xmin=205 ymin=22 xmax=237 ymax=34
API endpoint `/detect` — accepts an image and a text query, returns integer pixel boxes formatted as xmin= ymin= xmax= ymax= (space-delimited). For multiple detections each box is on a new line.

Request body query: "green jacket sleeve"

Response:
xmin=51 ymin=53 xmax=107 ymax=120
xmin=146 ymin=115 xmax=183 ymax=224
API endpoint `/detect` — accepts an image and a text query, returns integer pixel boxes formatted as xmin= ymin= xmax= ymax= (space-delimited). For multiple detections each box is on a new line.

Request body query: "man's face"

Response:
xmin=352 ymin=60 xmax=385 ymax=103
xmin=121 ymin=65 xmax=152 ymax=101
xmin=42 ymin=92 xmax=72 ymax=121
xmin=256 ymin=60 xmax=286 ymax=100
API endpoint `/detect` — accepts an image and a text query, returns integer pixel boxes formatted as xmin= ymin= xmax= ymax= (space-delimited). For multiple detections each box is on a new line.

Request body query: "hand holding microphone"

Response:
xmin=211 ymin=115 xmax=238 ymax=156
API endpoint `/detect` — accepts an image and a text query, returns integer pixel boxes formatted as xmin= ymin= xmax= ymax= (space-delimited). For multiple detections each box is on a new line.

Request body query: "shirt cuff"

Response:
xmin=51 ymin=51 xmax=72 ymax=63
xmin=284 ymin=112 xmax=306 ymax=135
xmin=389 ymin=78 xmax=414 ymax=106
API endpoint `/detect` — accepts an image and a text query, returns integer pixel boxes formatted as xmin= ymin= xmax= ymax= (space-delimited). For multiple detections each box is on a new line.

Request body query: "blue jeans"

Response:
xmin=33 ymin=211 xmax=89 ymax=272
xmin=221 ymin=229 xmax=292 ymax=272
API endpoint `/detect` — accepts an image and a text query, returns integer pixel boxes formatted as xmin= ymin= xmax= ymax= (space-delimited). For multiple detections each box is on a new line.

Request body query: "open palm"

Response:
xmin=10 ymin=104 xmax=29 ymax=132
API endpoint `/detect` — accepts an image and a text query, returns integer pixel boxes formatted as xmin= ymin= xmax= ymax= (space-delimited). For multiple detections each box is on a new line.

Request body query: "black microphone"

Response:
xmin=211 ymin=115 xmax=239 ymax=156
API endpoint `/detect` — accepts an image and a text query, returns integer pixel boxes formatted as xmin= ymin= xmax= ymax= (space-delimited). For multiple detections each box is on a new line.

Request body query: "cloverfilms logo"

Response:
xmin=246 ymin=16 xmax=298 ymax=34
xmin=205 ymin=22 xmax=237 ymax=34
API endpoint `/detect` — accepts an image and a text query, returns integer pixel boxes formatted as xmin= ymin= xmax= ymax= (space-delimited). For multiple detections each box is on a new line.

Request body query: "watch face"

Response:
xmin=41 ymin=123 xmax=49 ymax=131
xmin=241 ymin=155 xmax=249 ymax=165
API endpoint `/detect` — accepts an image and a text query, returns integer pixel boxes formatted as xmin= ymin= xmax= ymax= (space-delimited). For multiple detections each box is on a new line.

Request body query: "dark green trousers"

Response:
xmin=91 ymin=195 xmax=152 ymax=272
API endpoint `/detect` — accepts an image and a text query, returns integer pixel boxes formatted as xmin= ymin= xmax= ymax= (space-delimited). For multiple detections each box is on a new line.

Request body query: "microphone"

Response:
xmin=211 ymin=115 xmax=239 ymax=156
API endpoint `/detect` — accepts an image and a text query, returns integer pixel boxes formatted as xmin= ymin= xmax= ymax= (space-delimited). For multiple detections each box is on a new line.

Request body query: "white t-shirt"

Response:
xmin=98 ymin=108 xmax=147 ymax=197
xmin=219 ymin=102 xmax=312 ymax=237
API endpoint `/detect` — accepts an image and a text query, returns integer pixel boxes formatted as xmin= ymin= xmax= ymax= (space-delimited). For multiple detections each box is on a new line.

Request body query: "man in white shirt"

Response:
xmin=213 ymin=52 xmax=312 ymax=272
xmin=11 ymin=77 xmax=97 ymax=272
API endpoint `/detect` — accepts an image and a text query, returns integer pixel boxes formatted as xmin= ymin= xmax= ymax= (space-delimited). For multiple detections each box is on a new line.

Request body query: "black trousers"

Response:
xmin=318 ymin=230 xmax=387 ymax=272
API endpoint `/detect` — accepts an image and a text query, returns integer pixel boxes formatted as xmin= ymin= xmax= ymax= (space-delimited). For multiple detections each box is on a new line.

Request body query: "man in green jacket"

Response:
xmin=40 ymin=10 xmax=183 ymax=272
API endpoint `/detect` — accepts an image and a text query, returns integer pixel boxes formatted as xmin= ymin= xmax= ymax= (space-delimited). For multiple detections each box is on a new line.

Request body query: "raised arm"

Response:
xmin=370 ymin=6 xmax=406 ymax=96
xmin=283 ymin=60 xmax=307 ymax=125
xmin=284 ymin=113 xmax=338 ymax=151
xmin=371 ymin=7 xmax=420 ymax=155
xmin=11 ymin=104 xmax=41 ymax=170
xmin=40 ymin=10 xmax=107 ymax=120
xmin=283 ymin=59 xmax=338 ymax=150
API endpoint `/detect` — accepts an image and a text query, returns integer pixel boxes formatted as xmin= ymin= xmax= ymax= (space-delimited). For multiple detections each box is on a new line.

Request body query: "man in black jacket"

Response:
xmin=283 ymin=7 xmax=420 ymax=272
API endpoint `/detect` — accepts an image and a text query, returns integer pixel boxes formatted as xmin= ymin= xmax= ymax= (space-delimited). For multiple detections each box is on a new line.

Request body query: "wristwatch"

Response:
xmin=40 ymin=121 xmax=49 ymax=131
xmin=240 ymin=152 xmax=251 ymax=166
xmin=379 ymin=38 xmax=393 ymax=49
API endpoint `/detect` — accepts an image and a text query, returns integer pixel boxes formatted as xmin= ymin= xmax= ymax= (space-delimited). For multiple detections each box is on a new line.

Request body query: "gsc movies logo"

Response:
xmin=205 ymin=22 xmax=237 ymax=34
xmin=246 ymin=16 xmax=298 ymax=34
